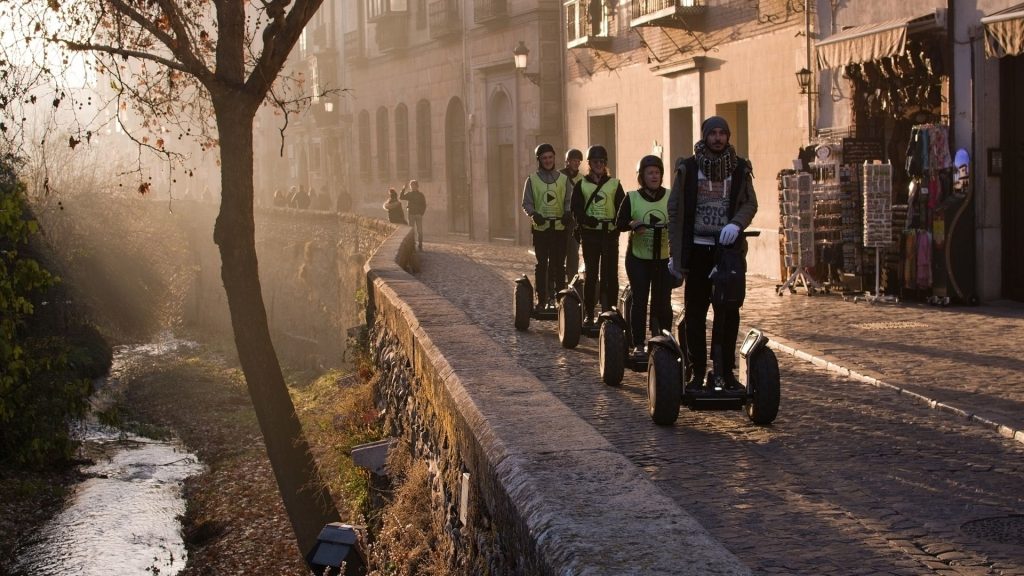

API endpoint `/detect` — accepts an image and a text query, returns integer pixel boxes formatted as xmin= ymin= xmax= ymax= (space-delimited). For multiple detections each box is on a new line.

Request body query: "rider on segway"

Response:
xmin=571 ymin=145 xmax=625 ymax=330
xmin=617 ymin=155 xmax=674 ymax=361
xmin=522 ymin=143 xmax=572 ymax=313
xmin=667 ymin=116 xmax=759 ymax=392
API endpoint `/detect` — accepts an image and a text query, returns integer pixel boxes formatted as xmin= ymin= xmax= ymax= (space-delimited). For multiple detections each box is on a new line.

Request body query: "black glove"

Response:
xmin=560 ymin=213 xmax=572 ymax=225
xmin=583 ymin=215 xmax=599 ymax=227
xmin=531 ymin=212 xmax=545 ymax=225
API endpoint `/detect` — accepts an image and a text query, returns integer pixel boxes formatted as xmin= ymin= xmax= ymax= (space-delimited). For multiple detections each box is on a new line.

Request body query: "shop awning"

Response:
xmin=982 ymin=3 xmax=1024 ymax=58
xmin=815 ymin=10 xmax=946 ymax=70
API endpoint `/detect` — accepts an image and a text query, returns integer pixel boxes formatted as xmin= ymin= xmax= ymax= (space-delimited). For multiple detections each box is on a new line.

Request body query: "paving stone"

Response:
xmin=415 ymin=239 xmax=1024 ymax=576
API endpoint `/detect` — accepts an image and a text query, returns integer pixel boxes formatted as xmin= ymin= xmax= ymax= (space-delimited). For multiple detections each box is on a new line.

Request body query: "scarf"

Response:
xmin=693 ymin=141 xmax=738 ymax=183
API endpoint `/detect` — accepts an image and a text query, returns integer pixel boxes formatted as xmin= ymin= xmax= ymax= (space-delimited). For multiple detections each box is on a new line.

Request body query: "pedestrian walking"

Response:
xmin=400 ymin=180 xmax=427 ymax=251
xmin=384 ymin=188 xmax=407 ymax=224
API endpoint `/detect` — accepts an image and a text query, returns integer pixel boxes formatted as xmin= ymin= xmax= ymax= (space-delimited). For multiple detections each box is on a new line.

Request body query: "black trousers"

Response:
xmin=580 ymin=230 xmax=619 ymax=317
xmin=532 ymin=228 xmax=567 ymax=305
xmin=625 ymin=253 xmax=673 ymax=348
xmin=683 ymin=244 xmax=741 ymax=374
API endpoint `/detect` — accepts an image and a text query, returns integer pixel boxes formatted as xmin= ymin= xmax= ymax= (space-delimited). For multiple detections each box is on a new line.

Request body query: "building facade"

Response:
xmin=263 ymin=0 xmax=1024 ymax=302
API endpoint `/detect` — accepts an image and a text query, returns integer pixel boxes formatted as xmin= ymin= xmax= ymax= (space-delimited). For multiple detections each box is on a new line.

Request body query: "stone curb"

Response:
xmin=759 ymin=331 xmax=1024 ymax=446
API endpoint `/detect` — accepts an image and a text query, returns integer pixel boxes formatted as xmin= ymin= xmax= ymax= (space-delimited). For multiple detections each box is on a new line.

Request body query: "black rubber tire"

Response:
xmin=558 ymin=297 xmax=581 ymax=349
xmin=647 ymin=346 xmax=681 ymax=426
xmin=514 ymin=281 xmax=532 ymax=331
xmin=599 ymin=322 xmax=625 ymax=387
xmin=746 ymin=347 xmax=780 ymax=425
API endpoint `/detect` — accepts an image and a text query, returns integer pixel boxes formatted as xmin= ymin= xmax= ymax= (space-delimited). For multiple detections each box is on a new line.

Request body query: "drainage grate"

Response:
xmin=961 ymin=515 xmax=1024 ymax=547
xmin=851 ymin=321 xmax=928 ymax=331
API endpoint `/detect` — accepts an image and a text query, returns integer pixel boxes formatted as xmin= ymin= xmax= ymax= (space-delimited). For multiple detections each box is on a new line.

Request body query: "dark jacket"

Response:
xmin=667 ymin=155 xmax=758 ymax=274
xmin=400 ymin=188 xmax=427 ymax=216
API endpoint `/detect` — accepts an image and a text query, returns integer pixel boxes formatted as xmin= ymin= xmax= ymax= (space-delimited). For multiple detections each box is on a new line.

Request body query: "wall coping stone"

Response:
xmin=366 ymin=227 xmax=752 ymax=575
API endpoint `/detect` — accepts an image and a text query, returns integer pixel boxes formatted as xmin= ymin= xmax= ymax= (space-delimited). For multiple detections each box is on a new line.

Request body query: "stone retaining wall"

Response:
xmin=366 ymin=227 xmax=753 ymax=575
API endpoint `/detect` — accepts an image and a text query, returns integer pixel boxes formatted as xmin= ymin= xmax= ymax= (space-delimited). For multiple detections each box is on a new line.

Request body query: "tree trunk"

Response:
xmin=210 ymin=93 xmax=340 ymax=559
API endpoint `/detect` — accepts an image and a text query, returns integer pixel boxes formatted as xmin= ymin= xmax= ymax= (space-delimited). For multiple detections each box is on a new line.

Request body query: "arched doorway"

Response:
xmin=487 ymin=89 xmax=515 ymax=240
xmin=446 ymin=98 xmax=469 ymax=234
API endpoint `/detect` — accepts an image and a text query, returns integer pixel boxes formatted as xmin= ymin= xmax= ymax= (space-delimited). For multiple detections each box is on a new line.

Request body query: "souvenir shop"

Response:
xmin=778 ymin=13 xmax=975 ymax=303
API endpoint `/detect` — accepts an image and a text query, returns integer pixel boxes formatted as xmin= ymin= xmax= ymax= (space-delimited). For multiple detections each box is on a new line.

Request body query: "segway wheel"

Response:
xmin=514 ymin=281 xmax=532 ymax=331
xmin=746 ymin=347 xmax=780 ymax=425
xmin=598 ymin=321 xmax=625 ymax=387
xmin=558 ymin=297 xmax=582 ymax=349
xmin=647 ymin=346 xmax=681 ymax=426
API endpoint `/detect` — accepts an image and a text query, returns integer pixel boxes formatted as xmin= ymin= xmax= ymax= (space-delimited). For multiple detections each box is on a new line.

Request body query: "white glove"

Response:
xmin=719 ymin=223 xmax=740 ymax=245
xmin=667 ymin=257 xmax=683 ymax=280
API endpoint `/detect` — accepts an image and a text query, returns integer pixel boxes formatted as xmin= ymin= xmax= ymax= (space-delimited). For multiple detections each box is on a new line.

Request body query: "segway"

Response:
xmin=556 ymin=272 xmax=585 ymax=349
xmin=561 ymin=215 xmax=614 ymax=342
xmin=514 ymin=216 xmax=568 ymax=332
xmin=597 ymin=285 xmax=645 ymax=387
xmin=646 ymin=230 xmax=781 ymax=426
xmin=597 ymin=221 xmax=671 ymax=386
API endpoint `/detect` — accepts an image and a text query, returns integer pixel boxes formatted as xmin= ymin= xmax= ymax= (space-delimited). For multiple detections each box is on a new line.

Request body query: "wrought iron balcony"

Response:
xmin=375 ymin=17 xmax=409 ymax=52
xmin=367 ymin=0 xmax=408 ymax=22
xmin=630 ymin=0 xmax=705 ymax=29
xmin=429 ymin=0 xmax=461 ymax=39
xmin=473 ymin=0 xmax=506 ymax=24
xmin=564 ymin=0 xmax=613 ymax=49
xmin=344 ymin=30 xmax=366 ymax=62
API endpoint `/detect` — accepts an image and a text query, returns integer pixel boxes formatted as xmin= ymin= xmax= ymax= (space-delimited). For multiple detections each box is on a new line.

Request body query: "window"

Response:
xmin=377 ymin=107 xmax=390 ymax=179
xmin=358 ymin=111 xmax=371 ymax=180
xmin=395 ymin=104 xmax=410 ymax=179
xmin=416 ymin=99 xmax=432 ymax=178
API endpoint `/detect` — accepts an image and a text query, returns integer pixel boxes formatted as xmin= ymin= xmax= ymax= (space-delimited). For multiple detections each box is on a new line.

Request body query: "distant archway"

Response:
xmin=445 ymin=98 xmax=469 ymax=234
xmin=487 ymin=88 xmax=515 ymax=240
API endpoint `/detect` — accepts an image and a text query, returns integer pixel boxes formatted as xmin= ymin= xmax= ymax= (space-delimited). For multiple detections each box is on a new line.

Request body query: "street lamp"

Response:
xmin=796 ymin=67 xmax=817 ymax=141
xmin=795 ymin=67 xmax=816 ymax=94
xmin=513 ymin=41 xmax=541 ymax=86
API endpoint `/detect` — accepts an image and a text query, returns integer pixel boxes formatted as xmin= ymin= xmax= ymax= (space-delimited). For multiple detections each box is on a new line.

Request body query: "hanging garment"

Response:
xmin=916 ymin=230 xmax=932 ymax=289
xmin=927 ymin=125 xmax=953 ymax=171
xmin=927 ymin=174 xmax=942 ymax=211
xmin=905 ymin=126 xmax=924 ymax=178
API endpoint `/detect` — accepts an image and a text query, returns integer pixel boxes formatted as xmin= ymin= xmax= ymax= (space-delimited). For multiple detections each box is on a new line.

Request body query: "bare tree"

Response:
xmin=4 ymin=0 xmax=339 ymax=558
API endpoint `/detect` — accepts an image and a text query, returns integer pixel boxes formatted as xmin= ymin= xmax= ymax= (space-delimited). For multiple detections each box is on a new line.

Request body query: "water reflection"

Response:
xmin=13 ymin=338 xmax=204 ymax=576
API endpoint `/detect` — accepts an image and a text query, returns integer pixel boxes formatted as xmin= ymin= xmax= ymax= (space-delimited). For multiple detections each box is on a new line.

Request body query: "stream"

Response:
xmin=11 ymin=338 xmax=205 ymax=576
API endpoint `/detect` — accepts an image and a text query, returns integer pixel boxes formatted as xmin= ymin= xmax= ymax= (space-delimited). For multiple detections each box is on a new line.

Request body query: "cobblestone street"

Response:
xmin=416 ymin=238 xmax=1024 ymax=576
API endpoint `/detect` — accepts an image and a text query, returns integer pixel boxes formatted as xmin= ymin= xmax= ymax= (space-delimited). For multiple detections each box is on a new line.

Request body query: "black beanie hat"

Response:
xmin=701 ymin=116 xmax=730 ymax=141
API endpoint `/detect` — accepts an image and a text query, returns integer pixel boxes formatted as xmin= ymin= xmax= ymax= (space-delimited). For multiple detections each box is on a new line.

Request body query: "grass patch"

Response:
xmin=291 ymin=360 xmax=384 ymax=522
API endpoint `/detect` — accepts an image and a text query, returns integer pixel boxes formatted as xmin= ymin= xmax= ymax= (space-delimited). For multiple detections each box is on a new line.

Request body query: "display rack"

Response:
xmin=777 ymin=172 xmax=821 ymax=295
xmin=856 ymin=161 xmax=898 ymax=304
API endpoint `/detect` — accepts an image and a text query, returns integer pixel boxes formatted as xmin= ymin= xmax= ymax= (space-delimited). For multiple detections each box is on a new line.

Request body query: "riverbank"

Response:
xmin=1 ymin=340 xmax=359 ymax=575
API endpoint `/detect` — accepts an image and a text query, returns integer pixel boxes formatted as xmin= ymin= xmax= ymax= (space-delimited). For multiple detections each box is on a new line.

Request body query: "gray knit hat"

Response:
xmin=701 ymin=116 xmax=731 ymax=141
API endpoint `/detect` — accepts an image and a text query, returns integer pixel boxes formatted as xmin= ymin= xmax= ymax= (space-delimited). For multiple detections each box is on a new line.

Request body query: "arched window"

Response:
xmin=358 ymin=110 xmax=371 ymax=180
xmin=376 ymin=106 xmax=390 ymax=179
xmin=395 ymin=104 xmax=410 ymax=180
xmin=416 ymin=99 xmax=432 ymax=179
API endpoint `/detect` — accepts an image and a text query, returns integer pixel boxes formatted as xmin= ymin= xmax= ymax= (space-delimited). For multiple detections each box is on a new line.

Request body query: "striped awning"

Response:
xmin=815 ymin=11 xmax=945 ymax=70
xmin=982 ymin=3 xmax=1024 ymax=58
